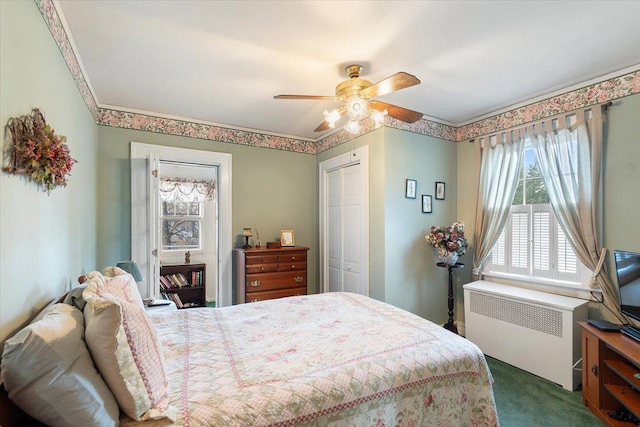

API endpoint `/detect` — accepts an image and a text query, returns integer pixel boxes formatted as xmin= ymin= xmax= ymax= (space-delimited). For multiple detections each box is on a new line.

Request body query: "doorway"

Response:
xmin=130 ymin=142 xmax=233 ymax=307
xmin=319 ymin=146 xmax=369 ymax=295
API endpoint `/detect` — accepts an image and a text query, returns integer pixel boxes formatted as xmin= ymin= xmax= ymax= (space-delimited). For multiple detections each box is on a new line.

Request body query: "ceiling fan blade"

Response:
xmin=274 ymin=95 xmax=336 ymax=100
xmin=369 ymin=100 xmax=423 ymax=123
xmin=314 ymin=121 xmax=333 ymax=132
xmin=361 ymin=72 xmax=421 ymax=98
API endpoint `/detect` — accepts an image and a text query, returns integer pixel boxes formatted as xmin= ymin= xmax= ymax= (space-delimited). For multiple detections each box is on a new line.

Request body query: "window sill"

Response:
xmin=481 ymin=271 xmax=600 ymax=300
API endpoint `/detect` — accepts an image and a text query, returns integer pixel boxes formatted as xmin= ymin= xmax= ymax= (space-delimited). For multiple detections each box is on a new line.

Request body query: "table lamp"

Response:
xmin=242 ymin=227 xmax=253 ymax=249
xmin=116 ymin=260 xmax=143 ymax=282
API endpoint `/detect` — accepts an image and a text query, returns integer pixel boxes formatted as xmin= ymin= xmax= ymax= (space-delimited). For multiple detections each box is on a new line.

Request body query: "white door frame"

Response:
xmin=130 ymin=142 xmax=233 ymax=307
xmin=318 ymin=146 xmax=369 ymax=294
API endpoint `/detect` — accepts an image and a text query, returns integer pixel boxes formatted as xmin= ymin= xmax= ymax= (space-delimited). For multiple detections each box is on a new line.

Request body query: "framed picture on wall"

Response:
xmin=405 ymin=179 xmax=417 ymax=199
xmin=280 ymin=229 xmax=295 ymax=246
xmin=435 ymin=181 xmax=445 ymax=200
xmin=422 ymin=195 xmax=432 ymax=213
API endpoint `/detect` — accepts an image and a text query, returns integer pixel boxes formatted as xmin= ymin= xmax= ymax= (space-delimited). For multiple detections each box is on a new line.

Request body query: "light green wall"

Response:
xmin=97 ymin=126 xmax=318 ymax=294
xmin=0 ymin=1 xmax=98 ymax=341
xmin=456 ymin=93 xmax=640 ymax=320
xmin=4 ymin=0 xmax=638 ymax=342
xmin=317 ymin=128 xmax=458 ymax=324
xmin=383 ymin=128 xmax=458 ymax=323
xmin=602 ymin=94 xmax=640 ymax=256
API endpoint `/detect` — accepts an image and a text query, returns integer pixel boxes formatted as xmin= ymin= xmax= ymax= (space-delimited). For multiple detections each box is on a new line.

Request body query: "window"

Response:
xmin=487 ymin=147 xmax=587 ymax=284
xmin=161 ymin=201 xmax=202 ymax=251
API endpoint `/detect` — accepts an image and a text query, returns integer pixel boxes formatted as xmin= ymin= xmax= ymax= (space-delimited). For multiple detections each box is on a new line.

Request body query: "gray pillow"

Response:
xmin=1 ymin=303 xmax=120 ymax=427
xmin=62 ymin=284 xmax=87 ymax=311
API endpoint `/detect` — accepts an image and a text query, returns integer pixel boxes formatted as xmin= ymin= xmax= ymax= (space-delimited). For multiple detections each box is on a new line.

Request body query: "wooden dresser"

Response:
xmin=234 ymin=246 xmax=309 ymax=304
xmin=580 ymin=321 xmax=640 ymax=426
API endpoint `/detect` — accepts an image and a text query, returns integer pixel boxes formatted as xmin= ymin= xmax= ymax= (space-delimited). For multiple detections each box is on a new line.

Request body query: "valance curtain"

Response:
xmin=159 ymin=178 xmax=216 ymax=203
xmin=472 ymin=130 xmax=525 ymax=278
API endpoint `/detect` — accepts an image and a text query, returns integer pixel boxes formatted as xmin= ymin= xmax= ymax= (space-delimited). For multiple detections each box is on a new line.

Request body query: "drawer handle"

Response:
xmin=591 ymin=364 xmax=598 ymax=377
xmin=291 ymin=265 xmax=296 ymax=269
xmin=251 ymin=281 xmax=261 ymax=287
xmin=260 ymin=258 xmax=265 ymax=262
xmin=260 ymin=267 xmax=265 ymax=272
xmin=294 ymin=276 xmax=303 ymax=283
xmin=292 ymin=256 xmax=296 ymax=260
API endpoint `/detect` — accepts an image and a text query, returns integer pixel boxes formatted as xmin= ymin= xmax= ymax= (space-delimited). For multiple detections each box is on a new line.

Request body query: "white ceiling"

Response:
xmin=57 ymin=0 xmax=640 ymax=141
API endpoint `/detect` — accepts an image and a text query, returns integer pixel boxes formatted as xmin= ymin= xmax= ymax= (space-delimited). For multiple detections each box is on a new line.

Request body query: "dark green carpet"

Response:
xmin=486 ymin=357 xmax=604 ymax=426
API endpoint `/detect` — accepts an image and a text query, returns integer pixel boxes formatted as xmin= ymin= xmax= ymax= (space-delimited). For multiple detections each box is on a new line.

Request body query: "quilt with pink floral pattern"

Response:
xmin=128 ymin=292 xmax=498 ymax=426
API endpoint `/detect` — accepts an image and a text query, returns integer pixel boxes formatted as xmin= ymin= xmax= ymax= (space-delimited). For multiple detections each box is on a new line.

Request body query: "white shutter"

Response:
xmin=532 ymin=205 xmax=552 ymax=278
xmin=509 ymin=206 xmax=530 ymax=275
xmin=557 ymin=223 xmax=582 ymax=282
xmin=489 ymin=228 xmax=508 ymax=272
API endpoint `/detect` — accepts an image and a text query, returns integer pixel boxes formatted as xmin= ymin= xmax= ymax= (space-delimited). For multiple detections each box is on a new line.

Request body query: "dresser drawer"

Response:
xmin=246 ymin=264 xmax=279 ymax=274
xmin=277 ymin=261 xmax=307 ymax=272
xmin=246 ymin=271 xmax=306 ymax=292
xmin=278 ymin=252 xmax=307 ymax=263
xmin=246 ymin=254 xmax=278 ymax=265
xmin=246 ymin=286 xmax=307 ymax=303
xmin=235 ymin=246 xmax=309 ymax=304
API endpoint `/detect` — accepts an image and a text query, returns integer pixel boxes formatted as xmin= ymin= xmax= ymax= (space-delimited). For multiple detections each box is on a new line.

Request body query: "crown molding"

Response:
xmin=38 ymin=0 xmax=640 ymax=154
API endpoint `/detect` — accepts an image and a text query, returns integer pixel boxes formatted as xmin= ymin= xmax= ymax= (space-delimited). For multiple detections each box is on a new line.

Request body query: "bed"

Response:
xmin=1 ymin=270 xmax=498 ymax=427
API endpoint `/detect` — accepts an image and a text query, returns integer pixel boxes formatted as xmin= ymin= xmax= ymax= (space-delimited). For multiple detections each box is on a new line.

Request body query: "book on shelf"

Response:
xmin=167 ymin=292 xmax=183 ymax=308
xmin=159 ymin=275 xmax=173 ymax=289
xmin=177 ymin=272 xmax=190 ymax=287
xmin=189 ymin=270 xmax=203 ymax=286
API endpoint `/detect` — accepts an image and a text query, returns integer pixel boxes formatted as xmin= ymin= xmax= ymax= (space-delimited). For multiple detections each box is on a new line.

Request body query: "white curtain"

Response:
xmin=472 ymin=130 xmax=525 ymax=278
xmin=529 ymin=107 xmax=623 ymax=321
xmin=159 ymin=178 xmax=215 ymax=203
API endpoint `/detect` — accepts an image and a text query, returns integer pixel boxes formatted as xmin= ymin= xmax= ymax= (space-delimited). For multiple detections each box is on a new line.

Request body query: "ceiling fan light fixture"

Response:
xmin=346 ymin=95 xmax=369 ymax=121
xmin=324 ymin=109 xmax=341 ymax=128
xmin=371 ymin=108 xmax=388 ymax=129
xmin=274 ymin=64 xmax=422 ymax=134
xmin=344 ymin=120 xmax=362 ymax=135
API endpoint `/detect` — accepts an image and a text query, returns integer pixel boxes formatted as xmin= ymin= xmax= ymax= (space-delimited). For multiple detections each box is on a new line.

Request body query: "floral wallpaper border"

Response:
xmin=36 ymin=0 xmax=640 ymax=156
xmin=35 ymin=0 xmax=98 ymax=120
xmin=97 ymin=109 xmax=319 ymax=154
xmin=457 ymin=70 xmax=640 ymax=142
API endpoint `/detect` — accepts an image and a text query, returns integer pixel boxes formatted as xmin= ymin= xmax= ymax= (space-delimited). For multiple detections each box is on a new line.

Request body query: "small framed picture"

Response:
xmin=405 ymin=179 xmax=417 ymax=199
xmin=422 ymin=195 xmax=432 ymax=213
xmin=435 ymin=181 xmax=445 ymax=200
xmin=280 ymin=229 xmax=295 ymax=247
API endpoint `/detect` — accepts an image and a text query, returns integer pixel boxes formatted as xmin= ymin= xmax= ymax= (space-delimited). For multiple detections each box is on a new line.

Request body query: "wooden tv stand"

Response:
xmin=580 ymin=321 xmax=640 ymax=426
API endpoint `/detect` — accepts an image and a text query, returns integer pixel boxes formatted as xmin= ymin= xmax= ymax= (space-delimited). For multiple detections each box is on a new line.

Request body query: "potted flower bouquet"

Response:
xmin=425 ymin=221 xmax=468 ymax=265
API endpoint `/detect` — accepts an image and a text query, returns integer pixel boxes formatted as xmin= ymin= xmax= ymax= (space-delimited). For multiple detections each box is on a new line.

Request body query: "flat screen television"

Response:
xmin=614 ymin=250 xmax=640 ymax=322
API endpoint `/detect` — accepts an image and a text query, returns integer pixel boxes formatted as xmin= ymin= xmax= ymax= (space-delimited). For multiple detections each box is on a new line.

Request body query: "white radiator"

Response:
xmin=463 ymin=280 xmax=588 ymax=390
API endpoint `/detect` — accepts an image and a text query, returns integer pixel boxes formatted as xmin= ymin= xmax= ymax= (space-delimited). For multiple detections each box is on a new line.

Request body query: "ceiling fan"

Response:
xmin=274 ymin=64 xmax=423 ymax=134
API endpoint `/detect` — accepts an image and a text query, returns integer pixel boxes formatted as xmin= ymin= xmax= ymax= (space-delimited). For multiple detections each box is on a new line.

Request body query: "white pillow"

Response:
xmin=83 ymin=277 xmax=176 ymax=422
xmin=1 ymin=303 xmax=119 ymax=427
xmin=87 ymin=267 xmax=144 ymax=309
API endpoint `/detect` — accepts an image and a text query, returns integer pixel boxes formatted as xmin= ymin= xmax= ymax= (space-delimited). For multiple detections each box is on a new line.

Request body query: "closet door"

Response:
xmin=327 ymin=163 xmax=365 ymax=295
xmin=327 ymin=169 xmax=342 ymax=292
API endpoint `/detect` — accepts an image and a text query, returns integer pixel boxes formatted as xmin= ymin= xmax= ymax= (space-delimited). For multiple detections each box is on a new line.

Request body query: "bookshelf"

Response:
xmin=159 ymin=263 xmax=206 ymax=309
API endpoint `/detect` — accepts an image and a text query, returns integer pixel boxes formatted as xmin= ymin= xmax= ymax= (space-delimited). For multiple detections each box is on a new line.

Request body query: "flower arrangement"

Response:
xmin=3 ymin=108 xmax=76 ymax=194
xmin=425 ymin=221 xmax=468 ymax=258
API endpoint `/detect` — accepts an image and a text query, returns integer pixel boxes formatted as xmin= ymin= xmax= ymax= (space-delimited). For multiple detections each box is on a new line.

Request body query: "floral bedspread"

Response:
xmin=125 ymin=293 xmax=498 ymax=426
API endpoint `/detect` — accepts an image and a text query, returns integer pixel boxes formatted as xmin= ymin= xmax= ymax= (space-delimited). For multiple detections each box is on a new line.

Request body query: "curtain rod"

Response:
xmin=467 ymin=101 xmax=613 ymax=143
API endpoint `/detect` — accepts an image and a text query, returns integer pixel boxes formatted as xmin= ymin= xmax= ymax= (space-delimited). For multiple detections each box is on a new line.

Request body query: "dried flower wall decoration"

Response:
xmin=3 ymin=108 xmax=77 ymax=194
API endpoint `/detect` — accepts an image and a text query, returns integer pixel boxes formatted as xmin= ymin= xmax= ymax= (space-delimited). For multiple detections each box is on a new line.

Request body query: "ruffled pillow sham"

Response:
xmin=83 ymin=273 xmax=176 ymax=422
